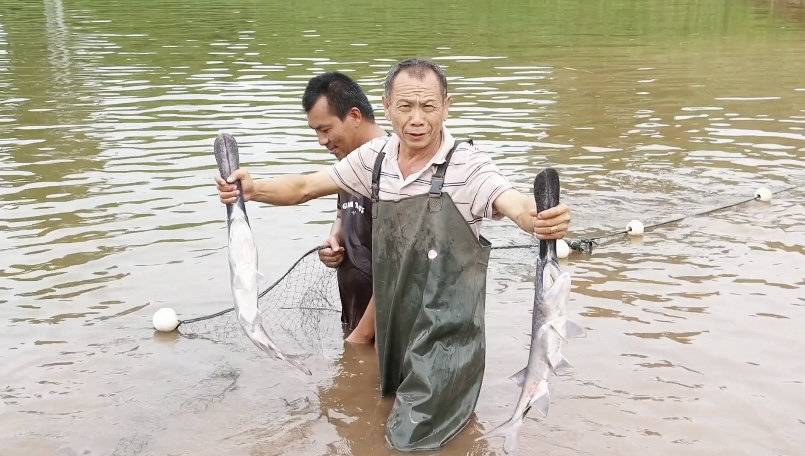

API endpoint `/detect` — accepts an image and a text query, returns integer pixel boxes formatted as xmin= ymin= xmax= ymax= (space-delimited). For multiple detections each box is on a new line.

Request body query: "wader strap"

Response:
xmin=370 ymin=136 xmax=392 ymax=204
xmin=372 ymin=139 xmax=472 ymax=215
xmin=371 ymin=151 xmax=385 ymax=203
xmin=429 ymin=140 xmax=470 ymax=197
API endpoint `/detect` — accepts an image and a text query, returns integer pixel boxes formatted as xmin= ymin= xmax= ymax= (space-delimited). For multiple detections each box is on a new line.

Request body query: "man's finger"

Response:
xmin=533 ymin=212 xmax=571 ymax=227
xmin=320 ymin=247 xmax=344 ymax=257
xmin=227 ymin=168 xmax=252 ymax=184
xmin=537 ymin=203 xmax=569 ymax=220
xmin=534 ymin=221 xmax=570 ymax=234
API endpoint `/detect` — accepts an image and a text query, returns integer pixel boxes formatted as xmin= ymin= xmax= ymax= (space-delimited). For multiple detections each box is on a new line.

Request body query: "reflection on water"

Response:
xmin=1 ymin=0 xmax=804 ymax=454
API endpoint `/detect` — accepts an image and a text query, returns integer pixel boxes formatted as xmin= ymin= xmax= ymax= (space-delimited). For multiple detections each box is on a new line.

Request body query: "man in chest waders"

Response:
xmin=215 ymin=58 xmax=571 ymax=451
xmin=301 ymin=72 xmax=386 ymax=342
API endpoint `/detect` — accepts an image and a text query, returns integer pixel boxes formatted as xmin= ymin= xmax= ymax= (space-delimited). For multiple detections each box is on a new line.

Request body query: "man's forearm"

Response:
xmin=494 ymin=188 xmax=571 ymax=239
xmin=330 ymin=210 xmax=343 ymax=236
xmin=514 ymin=200 xmax=536 ymax=233
xmin=251 ymin=170 xmax=339 ymax=206
xmin=495 ymin=189 xmax=535 ymax=233
xmin=251 ymin=174 xmax=311 ymax=205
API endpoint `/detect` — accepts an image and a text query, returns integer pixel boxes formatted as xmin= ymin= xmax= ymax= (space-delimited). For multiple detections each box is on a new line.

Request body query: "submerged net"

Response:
xmin=177 ymin=242 xmax=539 ymax=362
xmin=178 ymin=247 xmax=343 ymax=360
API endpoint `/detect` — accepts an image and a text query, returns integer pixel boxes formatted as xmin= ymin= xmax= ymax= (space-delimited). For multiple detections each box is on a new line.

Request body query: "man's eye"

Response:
xmin=424 ymin=105 xmax=436 ymax=111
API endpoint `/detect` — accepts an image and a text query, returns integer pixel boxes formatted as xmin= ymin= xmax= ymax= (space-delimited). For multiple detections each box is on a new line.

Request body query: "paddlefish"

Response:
xmin=484 ymin=168 xmax=585 ymax=453
xmin=213 ymin=133 xmax=311 ymax=375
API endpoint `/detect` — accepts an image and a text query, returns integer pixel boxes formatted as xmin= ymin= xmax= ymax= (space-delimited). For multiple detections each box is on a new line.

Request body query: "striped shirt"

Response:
xmin=328 ymin=127 xmax=512 ymax=237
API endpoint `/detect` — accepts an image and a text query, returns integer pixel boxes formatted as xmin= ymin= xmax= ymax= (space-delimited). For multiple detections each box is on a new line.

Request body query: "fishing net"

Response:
xmin=176 ymin=243 xmax=540 ymax=362
xmin=178 ymin=246 xmax=343 ymax=360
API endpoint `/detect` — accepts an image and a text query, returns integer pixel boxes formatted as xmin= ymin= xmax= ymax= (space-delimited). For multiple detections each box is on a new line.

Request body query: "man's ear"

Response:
xmin=347 ymin=106 xmax=363 ymax=125
xmin=382 ymin=96 xmax=390 ymax=112
xmin=443 ymin=95 xmax=452 ymax=120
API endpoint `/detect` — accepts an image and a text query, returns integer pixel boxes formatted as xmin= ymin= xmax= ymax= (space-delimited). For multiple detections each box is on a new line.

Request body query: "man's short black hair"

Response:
xmin=302 ymin=72 xmax=375 ymax=122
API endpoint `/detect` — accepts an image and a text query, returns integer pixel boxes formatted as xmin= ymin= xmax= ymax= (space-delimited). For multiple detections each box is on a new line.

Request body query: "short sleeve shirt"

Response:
xmin=328 ymin=127 xmax=512 ymax=237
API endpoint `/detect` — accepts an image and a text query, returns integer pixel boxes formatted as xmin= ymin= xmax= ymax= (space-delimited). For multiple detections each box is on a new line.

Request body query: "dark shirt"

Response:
xmin=336 ymin=191 xmax=373 ymax=330
xmin=338 ymin=191 xmax=372 ymax=278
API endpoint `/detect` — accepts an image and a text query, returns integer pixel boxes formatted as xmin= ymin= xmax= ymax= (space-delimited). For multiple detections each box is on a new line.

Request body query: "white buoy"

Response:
xmin=152 ymin=307 xmax=179 ymax=332
xmin=627 ymin=220 xmax=644 ymax=236
xmin=755 ymin=187 xmax=772 ymax=202
xmin=556 ymin=239 xmax=570 ymax=258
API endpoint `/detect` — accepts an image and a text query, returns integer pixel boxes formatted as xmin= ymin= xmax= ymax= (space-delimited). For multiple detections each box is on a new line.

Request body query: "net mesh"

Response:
xmin=176 ymin=244 xmax=540 ymax=362
xmin=178 ymin=247 xmax=342 ymax=360
xmin=255 ymin=249 xmax=343 ymax=358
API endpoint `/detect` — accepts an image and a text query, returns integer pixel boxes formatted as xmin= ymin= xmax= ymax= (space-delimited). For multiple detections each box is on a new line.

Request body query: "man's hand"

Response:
xmin=494 ymin=190 xmax=571 ymax=239
xmin=214 ymin=168 xmax=254 ymax=204
xmin=531 ymin=202 xmax=571 ymax=240
xmin=319 ymin=235 xmax=344 ymax=268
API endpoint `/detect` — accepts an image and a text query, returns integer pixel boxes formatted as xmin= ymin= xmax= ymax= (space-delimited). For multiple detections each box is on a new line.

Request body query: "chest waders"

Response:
xmin=371 ymin=141 xmax=491 ymax=450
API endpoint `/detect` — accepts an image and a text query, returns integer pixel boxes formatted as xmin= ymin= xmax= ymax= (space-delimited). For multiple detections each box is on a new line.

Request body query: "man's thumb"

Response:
xmin=227 ymin=168 xmax=245 ymax=184
xmin=327 ymin=235 xmax=342 ymax=252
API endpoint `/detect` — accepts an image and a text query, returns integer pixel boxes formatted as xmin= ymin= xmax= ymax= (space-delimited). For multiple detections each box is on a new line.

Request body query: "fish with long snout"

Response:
xmin=482 ymin=168 xmax=585 ymax=453
xmin=213 ymin=133 xmax=310 ymax=375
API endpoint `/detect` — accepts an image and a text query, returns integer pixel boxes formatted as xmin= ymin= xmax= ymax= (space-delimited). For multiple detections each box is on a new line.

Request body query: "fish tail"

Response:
xmin=249 ymin=322 xmax=312 ymax=375
xmin=478 ymin=417 xmax=524 ymax=454
xmin=285 ymin=354 xmax=312 ymax=376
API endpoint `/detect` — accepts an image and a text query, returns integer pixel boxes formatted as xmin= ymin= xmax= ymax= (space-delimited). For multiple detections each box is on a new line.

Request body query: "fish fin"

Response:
xmin=266 ymin=345 xmax=311 ymax=376
xmin=547 ymin=349 xmax=564 ymax=371
xmin=286 ymin=355 xmax=312 ymax=376
xmin=564 ymin=320 xmax=586 ymax=338
xmin=548 ymin=317 xmax=569 ymax=339
xmin=477 ymin=418 xmax=524 ymax=454
xmin=508 ymin=367 xmax=528 ymax=387
xmin=530 ymin=382 xmax=551 ymax=417
xmin=553 ymin=355 xmax=574 ymax=375
xmin=541 ymin=272 xmax=572 ymax=314
xmin=252 ymin=322 xmax=312 ymax=375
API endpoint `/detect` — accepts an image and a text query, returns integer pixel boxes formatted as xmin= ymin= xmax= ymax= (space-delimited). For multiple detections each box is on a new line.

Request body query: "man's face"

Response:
xmin=383 ymin=70 xmax=450 ymax=154
xmin=307 ymin=96 xmax=360 ymax=160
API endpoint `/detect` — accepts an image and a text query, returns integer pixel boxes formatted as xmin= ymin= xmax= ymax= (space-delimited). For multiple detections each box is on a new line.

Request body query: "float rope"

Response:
xmin=493 ymin=184 xmax=800 ymax=255
xmin=179 ymin=185 xmax=800 ymax=325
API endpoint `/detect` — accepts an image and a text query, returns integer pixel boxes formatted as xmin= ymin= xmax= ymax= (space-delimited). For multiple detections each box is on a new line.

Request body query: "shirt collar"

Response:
xmin=383 ymin=126 xmax=455 ymax=185
xmin=385 ymin=125 xmax=455 ymax=164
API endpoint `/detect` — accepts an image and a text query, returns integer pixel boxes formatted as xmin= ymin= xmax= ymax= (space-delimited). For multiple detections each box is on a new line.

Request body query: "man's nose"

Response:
xmin=409 ymin=108 xmax=425 ymax=125
xmin=317 ymin=132 xmax=328 ymax=146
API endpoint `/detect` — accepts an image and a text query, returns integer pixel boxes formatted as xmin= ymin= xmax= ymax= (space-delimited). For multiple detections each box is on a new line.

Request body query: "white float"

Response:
xmin=755 ymin=187 xmax=772 ymax=202
xmin=152 ymin=307 xmax=180 ymax=332
xmin=627 ymin=220 xmax=644 ymax=236
xmin=556 ymin=239 xmax=570 ymax=258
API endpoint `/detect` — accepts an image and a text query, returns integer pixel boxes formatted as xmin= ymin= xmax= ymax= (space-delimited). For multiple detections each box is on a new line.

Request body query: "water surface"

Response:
xmin=1 ymin=1 xmax=804 ymax=455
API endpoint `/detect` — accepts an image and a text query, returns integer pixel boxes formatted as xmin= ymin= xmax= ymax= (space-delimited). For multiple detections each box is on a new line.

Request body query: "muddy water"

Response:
xmin=1 ymin=1 xmax=804 ymax=455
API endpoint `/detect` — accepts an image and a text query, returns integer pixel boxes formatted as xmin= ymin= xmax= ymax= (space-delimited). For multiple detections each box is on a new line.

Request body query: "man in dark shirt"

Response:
xmin=301 ymin=72 xmax=385 ymax=342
